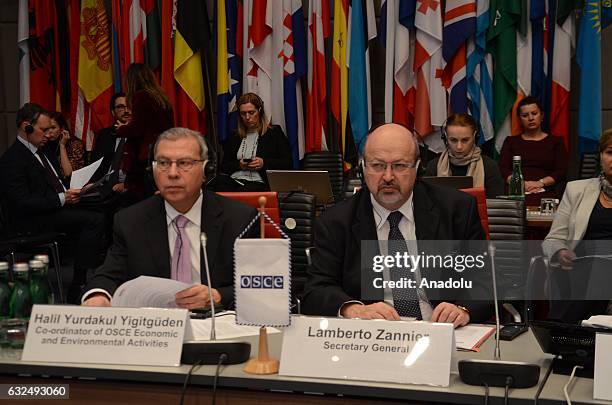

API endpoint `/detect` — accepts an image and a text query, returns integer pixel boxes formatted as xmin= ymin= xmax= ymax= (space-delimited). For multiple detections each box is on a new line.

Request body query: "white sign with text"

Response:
xmin=22 ymin=305 xmax=188 ymax=366
xmin=594 ymin=333 xmax=612 ymax=400
xmin=279 ymin=316 xmax=455 ymax=386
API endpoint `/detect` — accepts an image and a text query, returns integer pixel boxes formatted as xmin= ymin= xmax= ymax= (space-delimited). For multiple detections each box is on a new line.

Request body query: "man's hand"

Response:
xmin=65 ymin=188 xmax=81 ymax=204
xmin=431 ymin=302 xmax=470 ymax=328
xmin=175 ymin=285 xmax=221 ymax=310
xmin=555 ymin=249 xmax=576 ymax=268
xmin=340 ymin=302 xmax=401 ymax=320
xmin=112 ymin=183 xmax=125 ymax=193
xmin=82 ymin=293 xmax=111 ymax=307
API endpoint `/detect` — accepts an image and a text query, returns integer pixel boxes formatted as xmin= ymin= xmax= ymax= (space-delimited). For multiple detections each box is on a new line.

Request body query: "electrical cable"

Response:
xmin=504 ymin=376 xmax=513 ymax=405
xmin=212 ymin=353 xmax=228 ymax=405
xmin=563 ymin=365 xmax=583 ymax=405
xmin=179 ymin=360 xmax=203 ymax=405
xmin=482 ymin=381 xmax=489 ymax=405
xmin=534 ymin=356 xmax=556 ymax=405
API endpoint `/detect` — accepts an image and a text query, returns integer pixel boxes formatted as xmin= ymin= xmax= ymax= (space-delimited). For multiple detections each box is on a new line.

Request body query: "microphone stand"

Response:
xmin=179 ymin=232 xmax=251 ymax=365
xmin=458 ymin=242 xmax=540 ymax=388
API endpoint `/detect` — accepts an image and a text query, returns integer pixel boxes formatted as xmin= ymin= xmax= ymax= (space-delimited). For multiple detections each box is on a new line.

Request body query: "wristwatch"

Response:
xmin=456 ymin=305 xmax=470 ymax=314
xmin=538 ymin=179 xmax=546 ymax=187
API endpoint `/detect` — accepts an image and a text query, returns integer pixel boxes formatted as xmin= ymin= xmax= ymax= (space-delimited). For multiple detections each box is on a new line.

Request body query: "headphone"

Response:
xmin=25 ymin=123 xmax=34 ymax=134
xmin=440 ymin=114 xmax=480 ymax=147
xmin=202 ymin=136 xmax=217 ymax=184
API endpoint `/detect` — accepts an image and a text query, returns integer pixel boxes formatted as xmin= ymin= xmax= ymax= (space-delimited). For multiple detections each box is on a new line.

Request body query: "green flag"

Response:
xmin=487 ymin=0 xmax=522 ymax=133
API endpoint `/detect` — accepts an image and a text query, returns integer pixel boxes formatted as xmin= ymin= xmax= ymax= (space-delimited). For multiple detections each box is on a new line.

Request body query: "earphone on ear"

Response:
xmin=25 ymin=123 xmax=34 ymax=134
xmin=440 ymin=115 xmax=480 ymax=147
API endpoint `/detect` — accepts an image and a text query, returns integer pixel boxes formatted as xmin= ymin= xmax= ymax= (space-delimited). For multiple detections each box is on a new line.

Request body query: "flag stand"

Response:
xmin=243 ymin=196 xmax=280 ymax=375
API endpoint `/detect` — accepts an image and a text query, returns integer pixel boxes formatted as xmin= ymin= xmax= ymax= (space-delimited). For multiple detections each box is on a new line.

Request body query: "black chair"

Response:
xmin=579 ymin=152 xmax=600 ymax=179
xmin=278 ymin=192 xmax=316 ymax=310
xmin=302 ymin=152 xmax=344 ymax=202
xmin=487 ymin=198 xmax=528 ymax=321
xmin=0 ymin=202 xmax=66 ymax=303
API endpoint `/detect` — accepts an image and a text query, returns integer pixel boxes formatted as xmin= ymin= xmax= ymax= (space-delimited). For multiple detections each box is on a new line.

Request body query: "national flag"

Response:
xmin=54 ymin=1 xmax=71 ymax=111
xmin=215 ymin=0 xmax=241 ymax=144
xmin=128 ymin=0 xmax=146 ymax=63
xmin=414 ymin=0 xmax=446 ymax=144
xmin=174 ymin=0 xmax=209 ymax=133
xmin=306 ymin=0 xmax=330 ymax=152
xmin=511 ymin=0 xmax=532 ymax=138
xmin=487 ymin=0 xmax=522 ymax=152
xmin=442 ymin=0 xmax=476 ymax=114
xmin=142 ymin=0 xmax=161 ymax=72
xmin=28 ymin=0 xmax=58 ymax=111
xmin=576 ymin=1 xmax=603 ymax=153
xmin=549 ymin=0 xmax=574 ymax=150
xmin=467 ymin=0 xmax=494 ymax=143
xmin=77 ymin=0 xmax=114 ymax=148
xmin=282 ymin=0 xmax=307 ymax=166
xmin=348 ymin=0 xmax=376 ymax=154
xmin=530 ymin=0 xmax=546 ymax=101
xmin=331 ymin=0 xmax=349 ymax=155
xmin=111 ymin=0 xmax=125 ymax=92
xmin=18 ymin=0 xmax=29 ymax=106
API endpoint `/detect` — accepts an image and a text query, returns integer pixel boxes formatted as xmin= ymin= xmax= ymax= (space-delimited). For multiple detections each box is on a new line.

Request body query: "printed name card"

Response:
xmin=594 ymin=333 xmax=612 ymax=400
xmin=22 ymin=305 xmax=188 ymax=366
xmin=279 ymin=316 xmax=454 ymax=386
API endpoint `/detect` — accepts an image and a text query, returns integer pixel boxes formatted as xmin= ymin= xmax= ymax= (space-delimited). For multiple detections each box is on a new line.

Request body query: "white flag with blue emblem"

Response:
xmin=234 ymin=239 xmax=291 ymax=327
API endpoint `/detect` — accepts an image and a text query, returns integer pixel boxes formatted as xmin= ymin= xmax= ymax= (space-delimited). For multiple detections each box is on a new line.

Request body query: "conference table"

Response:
xmin=0 ymin=317 xmax=610 ymax=405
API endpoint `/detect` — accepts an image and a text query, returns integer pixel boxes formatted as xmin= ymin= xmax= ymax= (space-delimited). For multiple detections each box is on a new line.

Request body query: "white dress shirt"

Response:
xmin=231 ymin=132 xmax=263 ymax=183
xmin=164 ymin=193 xmax=203 ymax=284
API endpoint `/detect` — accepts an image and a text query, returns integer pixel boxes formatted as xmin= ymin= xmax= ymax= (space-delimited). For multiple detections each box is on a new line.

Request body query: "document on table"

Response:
xmin=111 ymin=276 xmax=192 ymax=308
xmin=185 ymin=312 xmax=281 ymax=341
xmin=582 ymin=315 xmax=612 ymax=329
xmin=455 ymin=324 xmax=496 ymax=352
xmin=70 ymin=157 xmax=104 ymax=189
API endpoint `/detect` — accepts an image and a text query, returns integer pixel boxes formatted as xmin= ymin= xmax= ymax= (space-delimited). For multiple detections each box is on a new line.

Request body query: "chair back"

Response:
xmin=217 ymin=192 xmax=281 ymax=238
xmin=459 ymin=187 xmax=490 ymax=239
xmin=278 ymin=192 xmax=316 ymax=300
xmin=302 ymin=152 xmax=344 ymax=202
xmin=579 ymin=152 xmax=600 ymax=179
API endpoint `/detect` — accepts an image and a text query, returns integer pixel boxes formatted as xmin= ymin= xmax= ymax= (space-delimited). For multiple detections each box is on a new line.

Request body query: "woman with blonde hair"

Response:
xmin=117 ymin=63 xmax=174 ymax=201
xmin=219 ymin=93 xmax=292 ymax=191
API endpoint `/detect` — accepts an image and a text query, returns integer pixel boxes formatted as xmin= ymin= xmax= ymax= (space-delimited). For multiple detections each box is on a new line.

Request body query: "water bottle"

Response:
xmin=9 ymin=263 xmax=32 ymax=319
xmin=29 ymin=259 xmax=52 ymax=305
xmin=0 ymin=262 xmax=11 ymax=319
xmin=508 ymin=155 xmax=525 ymax=200
xmin=34 ymin=254 xmax=54 ymax=304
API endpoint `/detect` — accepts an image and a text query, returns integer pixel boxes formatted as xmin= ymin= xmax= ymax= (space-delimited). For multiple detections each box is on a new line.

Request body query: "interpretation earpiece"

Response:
xmin=25 ymin=123 xmax=34 ymax=135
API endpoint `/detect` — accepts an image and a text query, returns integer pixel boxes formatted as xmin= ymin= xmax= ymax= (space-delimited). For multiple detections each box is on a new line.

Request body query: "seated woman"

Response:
xmin=542 ymin=129 xmax=612 ymax=323
xmin=499 ymin=96 xmax=568 ymax=205
xmin=425 ymin=113 xmax=504 ymax=198
xmin=44 ymin=112 xmax=85 ymax=178
xmin=219 ymin=93 xmax=292 ymax=192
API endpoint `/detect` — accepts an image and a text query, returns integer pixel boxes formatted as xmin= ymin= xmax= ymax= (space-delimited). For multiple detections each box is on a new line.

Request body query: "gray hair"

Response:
xmin=154 ymin=127 xmax=208 ymax=160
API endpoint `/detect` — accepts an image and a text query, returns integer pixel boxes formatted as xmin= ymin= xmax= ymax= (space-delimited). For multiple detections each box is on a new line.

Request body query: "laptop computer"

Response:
xmin=420 ymin=176 xmax=473 ymax=190
xmin=266 ymin=170 xmax=334 ymax=205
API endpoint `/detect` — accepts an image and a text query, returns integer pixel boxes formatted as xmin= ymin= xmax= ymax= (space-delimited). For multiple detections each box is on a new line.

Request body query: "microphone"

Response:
xmin=458 ymin=243 xmax=540 ymax=388
xmin=180 ymin=232 xmax=251 ymax=365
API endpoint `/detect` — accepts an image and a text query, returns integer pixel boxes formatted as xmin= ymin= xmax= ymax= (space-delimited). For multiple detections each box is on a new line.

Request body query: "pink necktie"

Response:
xmin=171 ymin=215 xmax=192 ymax=283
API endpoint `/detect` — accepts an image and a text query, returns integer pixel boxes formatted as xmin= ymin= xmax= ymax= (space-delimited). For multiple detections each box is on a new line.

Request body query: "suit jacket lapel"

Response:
xmin=574 ymin=179 xmax=601 ymax=240
xmin=145 ymin=197 xmax=171 ymax=277
xmin=413 ymin=181 xmax=440 ymax=240
xmin=353 ymin=190 xmax=382 ymax=301
xmin=201 ymin=191 xmax=223 ymax=285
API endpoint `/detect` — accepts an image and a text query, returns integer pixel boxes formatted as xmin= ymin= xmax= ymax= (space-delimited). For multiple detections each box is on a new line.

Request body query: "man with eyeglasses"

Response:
xmin=302 ymin=123 xmax=491 ymax=327
xmin=90 ymin=93 xmax=131 ymax=190
xmin=82 ymin=127 xmax=257 ymax=308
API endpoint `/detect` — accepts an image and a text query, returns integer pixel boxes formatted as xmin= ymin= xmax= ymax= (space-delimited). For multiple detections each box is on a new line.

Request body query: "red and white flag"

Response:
xmin=306 ymin=0 xmax=329 ymax=152
xmin=549 ymin=11 xmax=574 ymax=148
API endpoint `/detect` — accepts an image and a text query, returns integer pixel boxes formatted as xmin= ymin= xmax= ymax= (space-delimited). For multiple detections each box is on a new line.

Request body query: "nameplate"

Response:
xmin=594 ymin=333 xmax=612 ymax=400
xmin=22 ymin=305 xmax=188 ymax=367
xmin=279 ymin=316 xmax=455 ymax=386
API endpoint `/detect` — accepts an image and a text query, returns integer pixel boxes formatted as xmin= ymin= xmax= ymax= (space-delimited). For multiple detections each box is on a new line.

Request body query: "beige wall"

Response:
xmin=1 ymin=0 xmax=610 ymax=165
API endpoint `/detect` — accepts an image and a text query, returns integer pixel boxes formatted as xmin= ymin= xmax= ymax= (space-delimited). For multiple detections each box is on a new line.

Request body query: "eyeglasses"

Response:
xmin=114 ymin=104 xmax=129 ymax=111
xmin=365 ymin=161 xmax=416 ymax=174
xmin=153 ymin=158 xmax=205 ymax=171
xmin=239 ymin=110 xmax=258 ymax=117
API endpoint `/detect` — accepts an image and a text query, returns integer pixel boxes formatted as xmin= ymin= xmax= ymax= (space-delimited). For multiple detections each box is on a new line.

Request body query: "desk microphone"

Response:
xmin=458 ymin=243 xmax=540 ymax=389
xmin=180 ymin=232 xmax=251 ymax=365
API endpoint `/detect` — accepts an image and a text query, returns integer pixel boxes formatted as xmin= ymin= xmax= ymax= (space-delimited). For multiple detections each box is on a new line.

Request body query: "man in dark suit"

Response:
xmin=89 ymin=92 xmax=131 ymax=190
xmin=0 ymin=103 xmax=106 ymax=302
xmin=302 ymin=123 xmax=491 ymax=326
xmin=82 ymin=127 xmax=257 ymax=309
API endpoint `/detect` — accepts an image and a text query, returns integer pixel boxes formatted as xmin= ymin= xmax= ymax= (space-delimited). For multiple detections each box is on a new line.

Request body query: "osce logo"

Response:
xmin=240 ymin=275 xmax=284 ymax=289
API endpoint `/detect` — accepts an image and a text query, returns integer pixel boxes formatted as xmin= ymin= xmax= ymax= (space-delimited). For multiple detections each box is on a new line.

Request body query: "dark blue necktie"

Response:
xmin=387 ymin=211 xmax=422 ymax=319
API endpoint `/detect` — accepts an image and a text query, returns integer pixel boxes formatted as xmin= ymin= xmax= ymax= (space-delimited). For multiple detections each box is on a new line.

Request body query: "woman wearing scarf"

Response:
xmin=425 ymin=113 xmax=504 ymax=198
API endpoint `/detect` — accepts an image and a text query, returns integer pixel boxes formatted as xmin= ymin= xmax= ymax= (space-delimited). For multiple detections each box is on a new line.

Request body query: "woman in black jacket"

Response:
xmin=219 ymin=93 xmax=292 ymax=191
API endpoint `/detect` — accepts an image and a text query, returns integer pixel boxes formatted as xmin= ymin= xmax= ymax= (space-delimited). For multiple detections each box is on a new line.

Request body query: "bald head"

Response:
xmin=362 ymin=123 xmax=419 ymax=211
xmin=364 ymin=124 xmax=419 ymax=164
